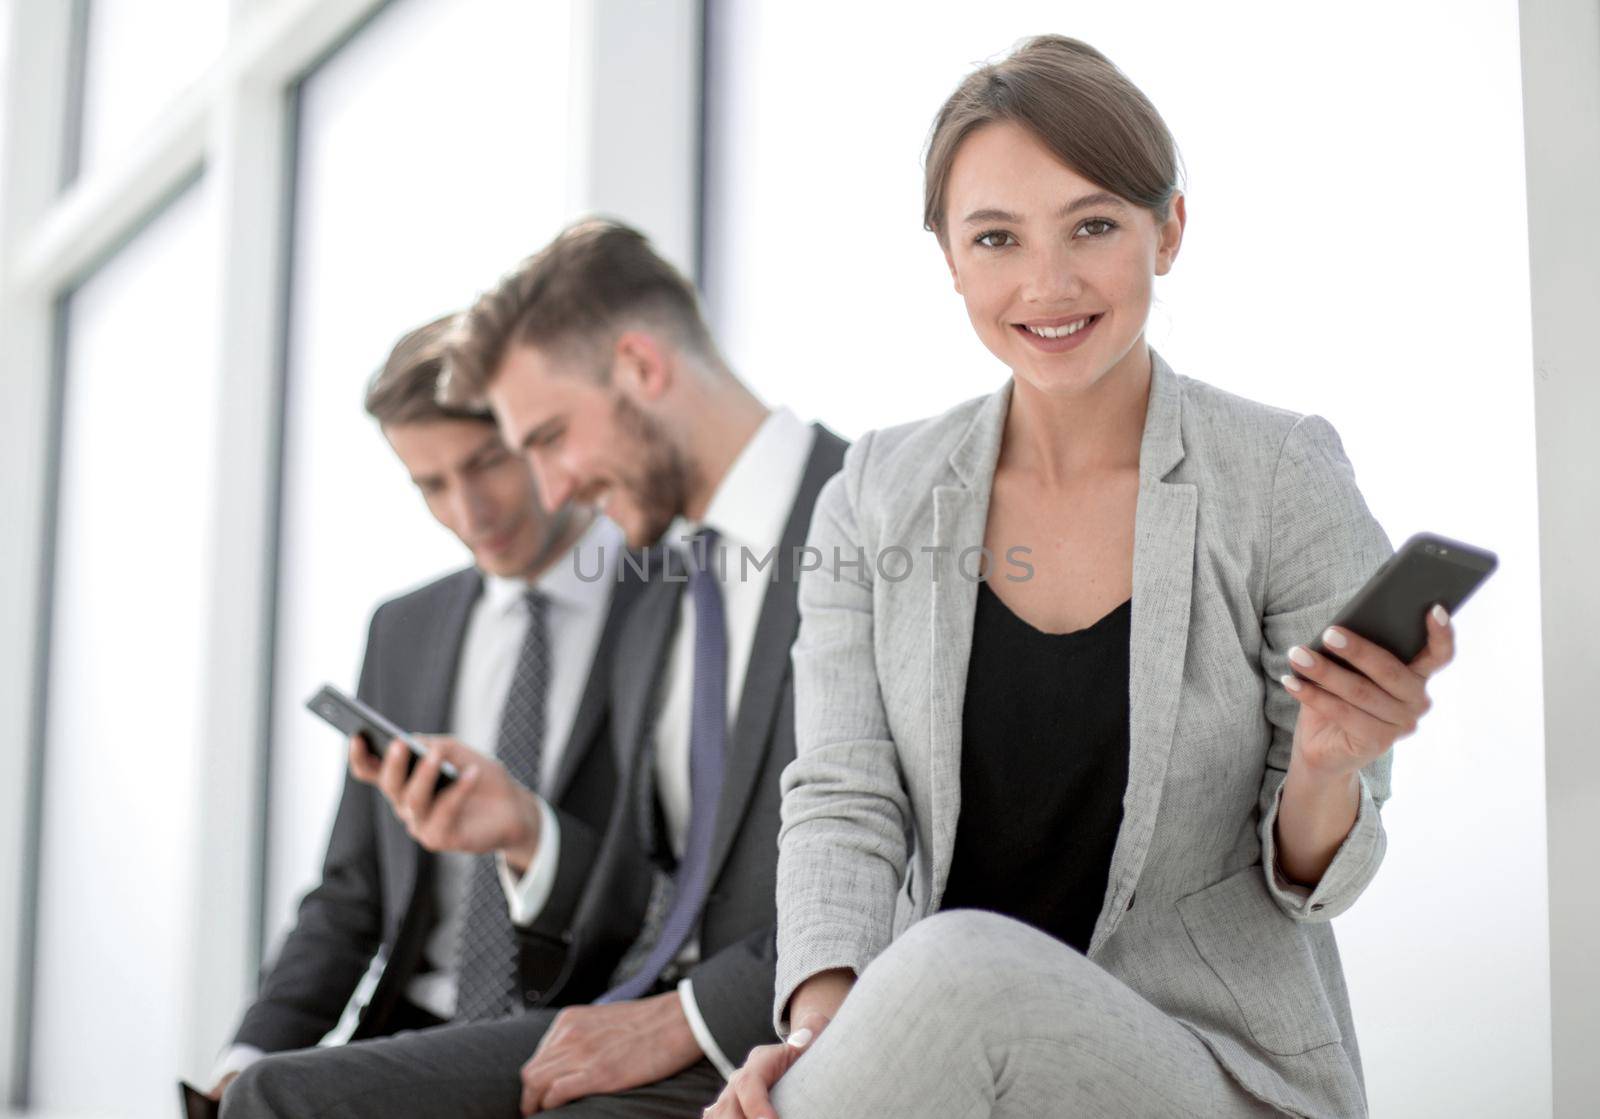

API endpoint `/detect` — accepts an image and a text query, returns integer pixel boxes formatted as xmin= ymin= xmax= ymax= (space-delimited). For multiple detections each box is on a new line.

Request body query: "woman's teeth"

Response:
xmin=1023 ymin=316 xmax=1094 ymax=339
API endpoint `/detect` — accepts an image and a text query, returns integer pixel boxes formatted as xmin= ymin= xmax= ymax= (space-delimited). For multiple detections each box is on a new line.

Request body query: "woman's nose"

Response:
xmin=1019 ymin=242 xmax=1084 ymax=305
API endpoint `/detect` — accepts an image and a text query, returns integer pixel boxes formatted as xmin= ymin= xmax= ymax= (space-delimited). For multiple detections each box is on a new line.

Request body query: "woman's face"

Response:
xmin=940 ymin=121 xmax=1185 ymax=398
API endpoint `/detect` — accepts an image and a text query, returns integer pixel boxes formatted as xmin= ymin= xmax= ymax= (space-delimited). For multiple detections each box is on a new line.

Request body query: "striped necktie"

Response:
xmin=454 ymin=587 xmax=549 ymax=1021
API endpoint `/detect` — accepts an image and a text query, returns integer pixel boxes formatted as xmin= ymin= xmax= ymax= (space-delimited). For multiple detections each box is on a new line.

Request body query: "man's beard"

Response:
xmin=612 ymin=392 xmax=699 ymax=546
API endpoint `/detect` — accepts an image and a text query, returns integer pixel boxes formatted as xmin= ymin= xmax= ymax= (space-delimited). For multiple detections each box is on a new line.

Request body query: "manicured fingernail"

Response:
xmin=1281 ymin=673 xmax=1303 ymax=693
xmin=1431 ymin=604 xmax=1450 ymax=626
xmin=463 ymin=764 xmax=481 ymax=781
xmin=1288 ymin=646 xmax=1315 ymax=668
xmin=787 ymin=1027 xmax=813 ymax=1049
xmin=1322 ymin=628 xmax=1348 ymax=649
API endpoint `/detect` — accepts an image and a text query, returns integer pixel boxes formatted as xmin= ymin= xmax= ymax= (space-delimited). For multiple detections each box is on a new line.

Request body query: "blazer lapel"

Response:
xmin=705 ymin=426 xmax=849 ymax=888
xmin=545 ymin=564 xmax=646 ymax=805
xmin=378 ymin=567 xmax=480 ymax=978
xmin=404 ymin=569 xmax=482 ymax=735
xmin=928 ymin=389 xmax=1011 ymax=908
xmin=1088 ymin=351 xmax=1195 ymax=955
xmin=610 ymin=553 xmax=685 ymax=853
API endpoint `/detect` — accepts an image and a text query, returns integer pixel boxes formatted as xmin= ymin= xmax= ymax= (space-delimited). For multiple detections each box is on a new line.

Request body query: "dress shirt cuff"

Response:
xmin=496 ymin=795 xmax=561 ymax=927
xmin=677 ymin=977 xmax=736 ymax=1079
xmin=211 ymin=1043 xmax=265 ymax=1086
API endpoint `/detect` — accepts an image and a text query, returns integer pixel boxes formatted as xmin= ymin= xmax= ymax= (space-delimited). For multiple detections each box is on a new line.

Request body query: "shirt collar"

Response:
xmin=664 ymin=407 xmax=814 ymax=558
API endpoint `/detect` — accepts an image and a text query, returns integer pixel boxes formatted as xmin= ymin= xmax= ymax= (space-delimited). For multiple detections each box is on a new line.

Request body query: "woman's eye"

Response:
xmin=975 ymin=230 xmax=1016 ymax=249
xmin=1078 ymin=218 xmax=1117 ymax=237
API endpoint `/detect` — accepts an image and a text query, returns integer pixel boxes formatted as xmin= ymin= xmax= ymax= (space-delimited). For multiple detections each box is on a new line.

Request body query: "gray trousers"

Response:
xmin=771 ymin=910 xmax=1281 ymax=1119
xmin=219 ymin=1009 xmax=723 ymax=1119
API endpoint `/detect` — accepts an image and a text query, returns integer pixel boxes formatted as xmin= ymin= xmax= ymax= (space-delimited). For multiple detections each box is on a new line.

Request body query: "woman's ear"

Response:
xmin=1154 ymin=193 xmax=1187 ymax=277
xmin=941 ymin=237 xmax=964 ymax=295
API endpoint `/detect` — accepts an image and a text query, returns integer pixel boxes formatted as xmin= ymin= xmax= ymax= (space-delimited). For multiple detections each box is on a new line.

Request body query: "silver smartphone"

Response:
xmin=304 ymin=684 xmax=458 ymax=788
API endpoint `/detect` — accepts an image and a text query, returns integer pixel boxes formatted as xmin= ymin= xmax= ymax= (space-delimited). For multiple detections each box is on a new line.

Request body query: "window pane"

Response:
xmin=265 ymin=0 xmax=577 ymax=974
xmin=73 ymin=0 xmax=225 ymax=181
xmin=702 ymin=3 xmax=1547 ymax=1115
xmin=31 ymin=178 xmax=220 ymax=1116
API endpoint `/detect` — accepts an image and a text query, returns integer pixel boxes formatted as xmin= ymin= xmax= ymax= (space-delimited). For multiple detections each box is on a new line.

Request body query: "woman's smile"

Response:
xmin=1011 ymin=312 xmax=1103 ymax=354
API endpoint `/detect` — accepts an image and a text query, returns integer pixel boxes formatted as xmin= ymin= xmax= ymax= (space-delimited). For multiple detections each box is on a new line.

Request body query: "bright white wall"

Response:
xmin=703 ymin=2 xmax=1548 ymax=1115
xmin=264 ymin=0 xmax=581 ymax=963
xmin=31 ymin=178 xmax=220 ymax=1117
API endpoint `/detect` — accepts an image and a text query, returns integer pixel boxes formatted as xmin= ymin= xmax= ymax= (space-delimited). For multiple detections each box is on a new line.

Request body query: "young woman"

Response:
xmin=709 ymin=35 xmax=1455 ymax=1119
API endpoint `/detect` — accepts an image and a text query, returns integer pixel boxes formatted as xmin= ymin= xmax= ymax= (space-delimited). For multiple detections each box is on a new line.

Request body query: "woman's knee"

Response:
xmin=864 ymin=909 xmax=1105 ymax=1030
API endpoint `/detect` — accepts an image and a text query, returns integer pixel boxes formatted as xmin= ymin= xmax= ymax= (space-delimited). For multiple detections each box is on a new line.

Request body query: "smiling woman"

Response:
xmin=708 ymin=34 xmax=1456 ymax=1119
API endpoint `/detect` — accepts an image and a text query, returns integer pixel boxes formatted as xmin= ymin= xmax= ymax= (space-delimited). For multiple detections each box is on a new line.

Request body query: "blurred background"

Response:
xmin=0 ymin=1 xmax=1594 ymax=1116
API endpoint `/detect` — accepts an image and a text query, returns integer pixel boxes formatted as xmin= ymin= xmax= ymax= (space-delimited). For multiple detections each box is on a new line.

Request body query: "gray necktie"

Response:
xmin=454 ymin=588 xmax=549 ymax=1022
xmin=599 ymin=528 xmax=727 ymax=1002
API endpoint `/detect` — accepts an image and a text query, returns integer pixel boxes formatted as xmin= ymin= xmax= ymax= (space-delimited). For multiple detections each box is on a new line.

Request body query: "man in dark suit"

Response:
xmin=210 ymin=315 xmax=637 ymax=1100
xmin=221 ymin=223 xmax=847 ymax=1118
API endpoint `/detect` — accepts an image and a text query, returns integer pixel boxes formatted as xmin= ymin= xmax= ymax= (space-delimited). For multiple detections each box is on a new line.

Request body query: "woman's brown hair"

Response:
xmin=923 ymin=35 xmax=1182 ymax=242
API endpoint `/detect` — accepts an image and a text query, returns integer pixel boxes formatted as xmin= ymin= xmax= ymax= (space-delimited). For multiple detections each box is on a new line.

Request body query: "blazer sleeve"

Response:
xmin=772 ymin=431 xmax=914 ymax=1036
xmin=232 ymin=608 xmax=391 ymax=1052
xmin=1256 ymin=413 xmax=1396 ymax=922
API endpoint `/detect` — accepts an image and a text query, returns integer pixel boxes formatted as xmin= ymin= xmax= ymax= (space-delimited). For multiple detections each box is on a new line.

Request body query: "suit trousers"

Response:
xmin=220 ymin=1009 xmax=723 ymax=1119
xmin=771 ymin=910 xmax=1281 ymax=1119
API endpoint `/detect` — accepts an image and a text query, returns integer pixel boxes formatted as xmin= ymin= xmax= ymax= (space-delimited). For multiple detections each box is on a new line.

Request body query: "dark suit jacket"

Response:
xmin=233 ymin=562 xmax=640 ymax=1052
xmin=516 ymin=425 xmax=849 ymax=1067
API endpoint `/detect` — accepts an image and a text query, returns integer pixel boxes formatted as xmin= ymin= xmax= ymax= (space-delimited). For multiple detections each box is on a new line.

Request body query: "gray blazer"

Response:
xmin=775 ymin=351 xmax=1394 ymax=1118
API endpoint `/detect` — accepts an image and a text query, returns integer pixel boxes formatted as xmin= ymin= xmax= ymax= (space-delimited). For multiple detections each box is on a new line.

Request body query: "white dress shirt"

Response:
xmin=502 ymin=408 xmax=816 ymax=1078
xmin=216 ymin=516 xmax=621 ymax=1082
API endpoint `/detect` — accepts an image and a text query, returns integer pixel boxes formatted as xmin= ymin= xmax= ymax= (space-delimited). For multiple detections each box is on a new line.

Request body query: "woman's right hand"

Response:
xmin=707 ymin=969 xmax=855 ymax=1119
xmin=707 ymin=1009 xmax=828 ymax=1119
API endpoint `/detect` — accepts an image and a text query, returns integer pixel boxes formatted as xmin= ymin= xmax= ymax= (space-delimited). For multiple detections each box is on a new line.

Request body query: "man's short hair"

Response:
xmin=364 ymin=313 xmax=494 ymax=427
xmin=439 ymin=218 xmax=714 ymax=408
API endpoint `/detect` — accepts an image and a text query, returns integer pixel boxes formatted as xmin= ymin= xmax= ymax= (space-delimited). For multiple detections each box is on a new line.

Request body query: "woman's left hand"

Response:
xmin=703 ymin=1011 xmax=829 ymax=1119
xmin=1281 ymin=604 xmax=1455 ymax=776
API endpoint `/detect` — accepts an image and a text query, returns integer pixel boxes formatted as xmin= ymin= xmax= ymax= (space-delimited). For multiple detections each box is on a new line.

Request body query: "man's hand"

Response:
xmin=519 ymin=991 xmax=702 ymax=1115
xmin=206 ymin=1070 xmax=240 ymax=1100
xmin=349 ymin=733 xmax=543 ymax=872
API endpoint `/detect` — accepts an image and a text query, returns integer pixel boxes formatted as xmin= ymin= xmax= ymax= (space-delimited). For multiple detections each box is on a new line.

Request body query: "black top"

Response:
xmin=941 ymin=581 xmax=1133 ymax=953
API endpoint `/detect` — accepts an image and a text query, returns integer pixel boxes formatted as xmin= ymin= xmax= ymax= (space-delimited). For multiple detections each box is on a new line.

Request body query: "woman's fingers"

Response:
xmin=711 ymin=1036 xmax=813 ymax=1119
xmin=1408 ymin=604 xmax=1456 ymax=679
xmin=1284 ymin=671 xmax=1412 ymax=752
xmin=1287 ymin=640 xmax=1416 ymax=729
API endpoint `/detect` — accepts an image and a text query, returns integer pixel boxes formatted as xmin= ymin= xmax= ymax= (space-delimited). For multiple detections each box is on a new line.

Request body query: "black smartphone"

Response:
xmin=178 ymin=1080 xmax=219 ymax=1119
xmin=304 ymin=684 xmax=457 ymax=789
xmin=1306 ymin=531 xmax=1498 ymax=670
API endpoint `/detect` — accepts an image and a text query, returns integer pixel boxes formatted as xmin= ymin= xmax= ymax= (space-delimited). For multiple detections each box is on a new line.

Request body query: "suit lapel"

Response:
xmin=404 ymin=568 xmax=483 ymax=735
xmin=545 ymin=564 xmax=645 ymax=805
xmin=1089 ymin=351 xmax=1194 ymax=954
xmin=927 ymin=390 xmax=1009 ymax=907
xmin=371 ymin=567 xmax=481 ymax=1016
xmin=610 ymin=552 xmax=685 ymax=854
xmin=704 ymin=426 xmax=849 ymax=888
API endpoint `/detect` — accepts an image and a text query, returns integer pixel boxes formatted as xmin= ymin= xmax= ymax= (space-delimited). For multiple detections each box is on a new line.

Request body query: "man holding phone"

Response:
xmin=209 ymin=315 xmax=637 ymax=1098
xmin=222 ymin=222 xmax=848 ymax=1118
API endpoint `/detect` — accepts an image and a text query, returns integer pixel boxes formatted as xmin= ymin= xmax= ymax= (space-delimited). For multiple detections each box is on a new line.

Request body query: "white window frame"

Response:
xmin=0 ymin=0 xmax=700 ymax=1099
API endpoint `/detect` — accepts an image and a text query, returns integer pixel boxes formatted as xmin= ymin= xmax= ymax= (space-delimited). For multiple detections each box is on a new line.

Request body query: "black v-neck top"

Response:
xmin=941 ymin=580 xmax=1133 ymax=953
